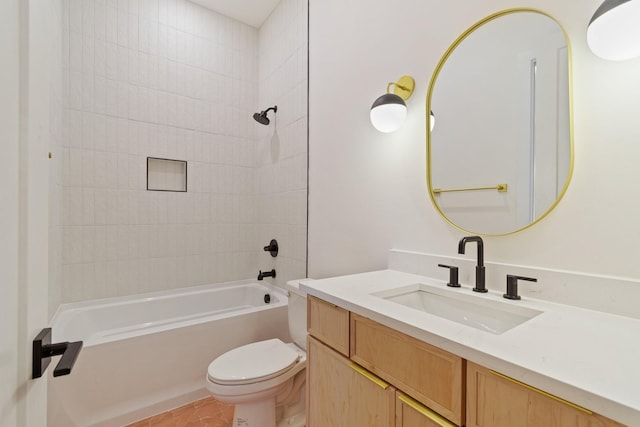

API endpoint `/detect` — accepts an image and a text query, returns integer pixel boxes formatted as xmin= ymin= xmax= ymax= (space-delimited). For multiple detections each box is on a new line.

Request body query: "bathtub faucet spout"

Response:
xmin=257 ymin=269 xmax=276 ymax=280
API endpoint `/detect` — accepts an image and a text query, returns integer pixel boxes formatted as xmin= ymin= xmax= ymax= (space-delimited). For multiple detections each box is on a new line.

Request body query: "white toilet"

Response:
xmin=206 ymin=279 xmax=309 ymax=427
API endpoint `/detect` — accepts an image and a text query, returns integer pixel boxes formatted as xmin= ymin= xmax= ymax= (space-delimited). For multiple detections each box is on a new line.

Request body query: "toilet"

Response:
xmin=205 ymin=279 xmax=309 ymax=427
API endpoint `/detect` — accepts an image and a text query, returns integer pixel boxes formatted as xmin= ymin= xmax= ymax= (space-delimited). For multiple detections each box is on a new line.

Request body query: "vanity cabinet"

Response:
xmin=466 ymin=362 xmax=625 ymax=427
xmin=307 ymin=295 xmax=464 ymax=427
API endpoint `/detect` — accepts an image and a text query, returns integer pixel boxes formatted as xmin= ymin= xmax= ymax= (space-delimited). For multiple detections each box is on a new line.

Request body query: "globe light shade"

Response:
xmin=370 ymin=93 xmax=407 ymax=133
xmin=587 ymin=0 xmax=640 ymax=61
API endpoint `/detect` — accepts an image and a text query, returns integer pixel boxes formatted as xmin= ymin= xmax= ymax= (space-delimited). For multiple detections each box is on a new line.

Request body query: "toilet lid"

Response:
xmin=208 ymin=339 xmax=301 ymax=385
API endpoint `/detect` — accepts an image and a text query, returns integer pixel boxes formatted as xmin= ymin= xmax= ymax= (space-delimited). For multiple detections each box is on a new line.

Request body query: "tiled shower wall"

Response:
xmin=256 ymin=0 xmax=308 ymax=287
xmin=59 ymin=0 xmax=265 ymax=302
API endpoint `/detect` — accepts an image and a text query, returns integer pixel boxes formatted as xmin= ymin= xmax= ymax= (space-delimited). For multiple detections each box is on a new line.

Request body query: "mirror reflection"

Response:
xmin=428 ymin=10 xmax=573 ymax=235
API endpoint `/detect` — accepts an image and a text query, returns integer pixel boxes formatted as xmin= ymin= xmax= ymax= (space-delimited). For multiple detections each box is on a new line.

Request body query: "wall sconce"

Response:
xmin=370 ymin=75 xmax=415 ymax=133
xmin=587 ymin=0 xmax=640 ymax=60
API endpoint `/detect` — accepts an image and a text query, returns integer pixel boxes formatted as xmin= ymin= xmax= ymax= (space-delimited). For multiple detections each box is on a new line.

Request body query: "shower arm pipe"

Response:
xmin=263 ymin=106 xmax=278 ymax=114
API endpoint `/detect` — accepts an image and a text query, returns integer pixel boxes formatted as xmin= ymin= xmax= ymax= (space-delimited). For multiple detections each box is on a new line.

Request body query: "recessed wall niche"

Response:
xmin=147 ymin=157 xmax=187 ymax=192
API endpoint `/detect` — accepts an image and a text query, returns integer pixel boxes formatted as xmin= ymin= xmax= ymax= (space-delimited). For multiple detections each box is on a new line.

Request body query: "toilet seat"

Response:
xmin=208 ymin=339 xmax=301 ymax=385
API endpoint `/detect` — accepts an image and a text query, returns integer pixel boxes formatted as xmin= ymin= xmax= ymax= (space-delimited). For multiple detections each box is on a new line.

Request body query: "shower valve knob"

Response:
xmin=263 ymin=239 xmax=278 ymax=257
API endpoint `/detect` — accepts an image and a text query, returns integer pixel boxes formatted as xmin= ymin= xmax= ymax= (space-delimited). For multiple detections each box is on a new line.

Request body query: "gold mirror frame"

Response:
xmin=426 ymin=8 xmax=575 ymax=236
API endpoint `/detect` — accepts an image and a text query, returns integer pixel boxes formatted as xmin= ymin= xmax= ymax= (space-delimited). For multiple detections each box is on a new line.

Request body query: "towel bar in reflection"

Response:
xmin=432 ymin=183 xmax=508 ymax=195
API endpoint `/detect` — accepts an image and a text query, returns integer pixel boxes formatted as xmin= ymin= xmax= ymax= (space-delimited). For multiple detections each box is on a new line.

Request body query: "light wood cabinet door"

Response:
xmin=307 ymin=336 xmax=395 ymax=427
xmin=307 ymin=295 xmax=350 ymax=356
xmin=396 ymin=392 xmax=458 ymax=427
xmin=351 ymin=313 xmax=465 ymax=426
xmin=467 ymin=362 xmax=626 ymax=427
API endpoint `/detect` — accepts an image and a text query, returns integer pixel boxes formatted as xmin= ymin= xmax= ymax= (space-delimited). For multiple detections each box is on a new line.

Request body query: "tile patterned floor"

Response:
xmin=126 ymin=397 xmax=234 ymax=427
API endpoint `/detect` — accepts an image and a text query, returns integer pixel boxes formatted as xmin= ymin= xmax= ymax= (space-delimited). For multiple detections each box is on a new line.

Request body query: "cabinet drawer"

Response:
xmin=466 ymin=362 xmax=625 ymax=427
xmin=351 ymin=313 xmax=464 ymax=426
xmin=396 ymin=392 xmax=458 ymax=427
xmin=307 ymin=296 xmax=350 ymax=356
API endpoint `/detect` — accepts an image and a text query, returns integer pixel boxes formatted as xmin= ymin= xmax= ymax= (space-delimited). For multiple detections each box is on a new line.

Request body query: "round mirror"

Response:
xmin=427 ymin=9 xmax=574 ymax=235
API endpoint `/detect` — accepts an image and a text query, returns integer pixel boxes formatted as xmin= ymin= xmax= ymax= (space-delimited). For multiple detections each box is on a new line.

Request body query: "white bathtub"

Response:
xmin=47 ymin=280 xmax=290 ymax=427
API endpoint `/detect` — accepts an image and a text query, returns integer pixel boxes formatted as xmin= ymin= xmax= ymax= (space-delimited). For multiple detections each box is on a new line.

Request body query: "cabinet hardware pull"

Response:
xmin=312 ymin=296 xmax=338 ymax=308
xmin=349 ymin=363 xmax=390 ymax=390
xmin=489 ymin=370 xmax=592 ymax=415
xmin=398 ymin=393 xmax=457 ymax=427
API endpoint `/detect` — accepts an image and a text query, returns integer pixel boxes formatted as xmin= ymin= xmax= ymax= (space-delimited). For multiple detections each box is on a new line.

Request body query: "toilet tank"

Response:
xmin=284 ymin=279 xmax=311 ymax=351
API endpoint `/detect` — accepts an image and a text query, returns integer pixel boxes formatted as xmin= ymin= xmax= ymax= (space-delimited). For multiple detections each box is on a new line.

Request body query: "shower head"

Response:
xmin=253 ymin=112 xmax=270 ymax=125
xmin=253 ymin=105 xmax=277 ymax=125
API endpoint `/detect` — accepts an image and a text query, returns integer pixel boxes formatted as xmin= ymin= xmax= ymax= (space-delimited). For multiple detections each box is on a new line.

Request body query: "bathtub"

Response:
xmin=47 ymin=280 xmax=290 ymax=427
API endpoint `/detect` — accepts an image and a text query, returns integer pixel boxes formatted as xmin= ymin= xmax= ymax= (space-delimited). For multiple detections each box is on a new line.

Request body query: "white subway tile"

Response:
xmin=105 ymin=78 xmax=118 ymax=117
xmin=148 ymin=21 xmax=159 ymax=55
xmin=117 ymin=81 xmax=129 ymax=117
xmin=94 ymin=1 xmax=106 ymax=40
xmin=116 ymin=117 xmax=128 ymax=153
xmin=94 ymin=77 xmax=106 ymax=114
xmin=117 ymin=46 xmax=128 ymax=81
xmin=82 ymin=150 xmax=96 ymax=188
xmin=69 ymin=0 xmax=82 ymax=33
xmin=105 ymin=261 xmax=118 ymax=297
xmin=105 ymin=152 xmax=119 ymax=188
xmin=82 ymin=226 xmax=95 ymax=262
xmin=115 ymin=191 xmax=129 ymax=226
xmin=68 ymin=149 xmax=83 ymax=188
xmin=128 ymin=85 xmax=139 ymax=121
xmin=117 ymin=11 xmax=129 ymax=46
xmin=105 ymin=42 xmax=118 ymax=80
xmin=94 ymin=188 xmax=107 ymax=224
xmin=106 ymin=6 xmax=118 ymax=43
xmin=128 ymin=191 xmax=140 ymax=223
xmin=82 ymin=73 xmax=95 ymax=112
xmin=129 ymin=0 xmax=139 ymax=15
xmin=128 ymin=49 xmax=139 ymax=85
xmin=82 ymin=35 xmax=95 ymax=76
xmin=68 ymin=226 xmax=83 ymax=263
xmin=128 ymin=154 xmax=140 ymax=188
xmin=148 ymin=90 xmax=158 ymax=123
xmin=81 ymin=112 xmax=94 ymax=150
xmin=94 ymin=261 xmax=107 ymax=298
xmin=69 ymin=70 xmax=83 ymax=110
xmin=129 ymin=13 xmax=139 ymax=50
xmin=106 ymin=190 xmax=118 ymax=225
xmin=117 ymin=153 xmax=130 ymax=189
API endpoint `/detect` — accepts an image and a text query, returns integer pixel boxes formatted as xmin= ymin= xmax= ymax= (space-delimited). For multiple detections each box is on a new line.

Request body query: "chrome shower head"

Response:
xmin=253 ymin=105 xmax=277 ymax=125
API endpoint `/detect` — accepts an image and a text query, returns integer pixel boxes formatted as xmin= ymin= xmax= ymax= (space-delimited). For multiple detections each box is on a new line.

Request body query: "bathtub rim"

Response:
xmin=50 ymin=279 xmax=288 ymax=347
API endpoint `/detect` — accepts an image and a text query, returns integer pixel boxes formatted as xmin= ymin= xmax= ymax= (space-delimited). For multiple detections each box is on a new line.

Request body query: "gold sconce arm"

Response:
xmin=386 ymin=76 xmax=415 ymax=100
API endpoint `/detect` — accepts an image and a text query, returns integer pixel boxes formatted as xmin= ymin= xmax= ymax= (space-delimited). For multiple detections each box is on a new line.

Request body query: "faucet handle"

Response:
xmin=438 ymin=264 xmax=460 ymax=288
xmin=504 ymin=275 xmax=537 ymax=300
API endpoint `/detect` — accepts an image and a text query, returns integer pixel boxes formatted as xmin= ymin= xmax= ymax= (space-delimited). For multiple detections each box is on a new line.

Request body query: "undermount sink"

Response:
xmin=373 ymin=284 xmax=542 ymax=334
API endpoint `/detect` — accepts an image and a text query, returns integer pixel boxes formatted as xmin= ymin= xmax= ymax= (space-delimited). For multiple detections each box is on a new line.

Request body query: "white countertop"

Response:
xmin=300 ymin=269 xmax=640 ymax=426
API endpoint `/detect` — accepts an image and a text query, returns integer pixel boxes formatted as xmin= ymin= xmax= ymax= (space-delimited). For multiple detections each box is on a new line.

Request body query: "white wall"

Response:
xmin=256 ymin=0 xmax=308 ymax=286
xmin=0 ymin=0 xmax=20 ymax=424
xmin=59 ymin=0 xmax=260 ymax=302
xmin=18 ymin=0 xmax=63 ymax=424
xmin=308 ymin=0 xmax=640 ymax=295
